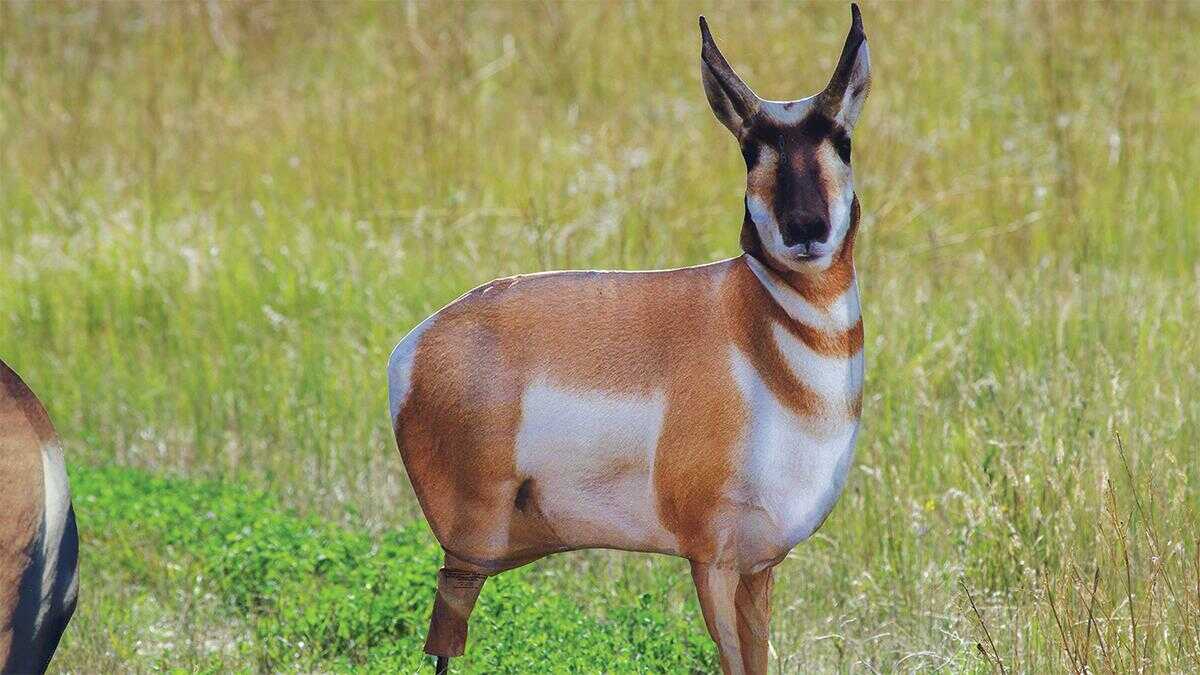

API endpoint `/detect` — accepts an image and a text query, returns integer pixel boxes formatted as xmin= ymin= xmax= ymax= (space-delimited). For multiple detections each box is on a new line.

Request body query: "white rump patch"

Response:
xmin=387 ymin=314 xmax=438 ymax=422
xmin=514 ymin=378 xmax=676 ymax=552
xmin=12 ymin=440 xmax=79 ymax=669
xmin=39 ymin=441 xmax=77 ymax=614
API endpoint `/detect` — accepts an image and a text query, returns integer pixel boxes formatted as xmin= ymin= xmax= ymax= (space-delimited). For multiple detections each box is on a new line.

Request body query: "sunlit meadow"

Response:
xmin=1 ymin=1 xmax=1197 ymax=671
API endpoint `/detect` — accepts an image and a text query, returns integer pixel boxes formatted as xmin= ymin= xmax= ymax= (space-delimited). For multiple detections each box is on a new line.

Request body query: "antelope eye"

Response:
xmin=833 ymin=134 xmax=852 ymax=164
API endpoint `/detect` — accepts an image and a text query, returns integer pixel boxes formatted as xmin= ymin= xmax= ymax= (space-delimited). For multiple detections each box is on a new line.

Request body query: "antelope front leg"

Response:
xmin=690 ymin=561 xmax=775 ymax=675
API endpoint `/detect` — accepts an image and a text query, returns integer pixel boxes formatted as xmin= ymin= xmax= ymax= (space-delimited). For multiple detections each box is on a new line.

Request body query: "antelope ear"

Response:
xmin=699 ymin=16 xmax=760 ymax=137
xmin=819 ymin=4 xmax=871 ymax=130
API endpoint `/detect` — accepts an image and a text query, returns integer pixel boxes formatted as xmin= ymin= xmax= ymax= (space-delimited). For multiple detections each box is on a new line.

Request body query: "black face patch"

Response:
xmin=793 ymin=113 xmax=836 ymax=142
xmin=741 ymin=112 xmax=845 ymax=156
xmin=738 ymin=111 xmax=851 ymax=251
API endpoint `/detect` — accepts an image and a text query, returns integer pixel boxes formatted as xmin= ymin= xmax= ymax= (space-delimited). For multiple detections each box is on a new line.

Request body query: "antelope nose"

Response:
xmin=781 ymin=217 xmax=830 ymax=247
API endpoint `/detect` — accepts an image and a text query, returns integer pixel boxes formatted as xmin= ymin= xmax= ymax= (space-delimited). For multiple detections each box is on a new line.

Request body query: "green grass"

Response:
xmin=1 ymin=1 xmax=1198 ymax=671
xmin=60 ymin=464 xmax=716 ymax=672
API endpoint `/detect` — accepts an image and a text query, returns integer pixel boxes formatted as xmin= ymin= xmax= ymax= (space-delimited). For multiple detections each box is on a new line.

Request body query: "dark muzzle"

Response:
xmin=780 ymin=217 xmax=830 ymax=247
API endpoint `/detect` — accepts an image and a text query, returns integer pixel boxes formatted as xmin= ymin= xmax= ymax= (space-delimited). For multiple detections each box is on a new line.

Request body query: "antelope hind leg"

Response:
xmin=424 ymin=557 xmax=488 ymax=660
xmin=690 ymin=561 xmax=774 ymax=675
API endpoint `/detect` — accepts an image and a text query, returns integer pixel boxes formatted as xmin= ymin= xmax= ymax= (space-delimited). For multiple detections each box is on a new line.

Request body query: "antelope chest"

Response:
xmin=727 ymin=338 xmax=864 ymax=563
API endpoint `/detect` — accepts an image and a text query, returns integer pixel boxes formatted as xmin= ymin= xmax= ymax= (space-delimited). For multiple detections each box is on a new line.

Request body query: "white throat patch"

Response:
xmin=743 ymin=255 xmax=861 ymax=332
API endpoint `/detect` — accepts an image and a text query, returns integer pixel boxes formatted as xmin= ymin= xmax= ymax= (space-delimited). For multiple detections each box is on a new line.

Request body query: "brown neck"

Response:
xmin=740 ymin=195 xmax=861 ymax=307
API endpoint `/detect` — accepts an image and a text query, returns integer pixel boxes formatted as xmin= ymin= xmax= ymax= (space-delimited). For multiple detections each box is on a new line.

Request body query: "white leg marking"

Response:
xmin=387 ymin=314 xmax=438 ymax=423
xmin=514 ymin=378 xmax=676 ymax=553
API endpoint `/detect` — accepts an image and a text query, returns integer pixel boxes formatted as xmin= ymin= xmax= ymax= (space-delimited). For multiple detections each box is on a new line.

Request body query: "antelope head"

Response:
xmin=701 ymin=5 xmax=870 ymax=275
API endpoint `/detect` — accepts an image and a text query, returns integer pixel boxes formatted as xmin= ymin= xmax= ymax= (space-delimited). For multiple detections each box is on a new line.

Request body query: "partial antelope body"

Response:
xmin=389 ymin=6 xmax=870 ymax=673
xmin=0 ymin=360 xmax=78 ymax=674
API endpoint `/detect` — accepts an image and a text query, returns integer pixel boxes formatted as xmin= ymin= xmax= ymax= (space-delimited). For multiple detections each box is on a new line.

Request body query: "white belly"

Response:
xmin=513 ymin=377 xmax=678 ymax=553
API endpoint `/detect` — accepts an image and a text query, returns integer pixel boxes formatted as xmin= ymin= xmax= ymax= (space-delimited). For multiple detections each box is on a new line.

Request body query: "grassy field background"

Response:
xmin=2 ymin=1 xmax=1198 ymax=671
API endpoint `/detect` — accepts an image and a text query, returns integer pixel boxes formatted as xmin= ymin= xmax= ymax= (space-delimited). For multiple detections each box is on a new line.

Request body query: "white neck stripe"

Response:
xmin=744 ymin=255 xmax=861 ymax=332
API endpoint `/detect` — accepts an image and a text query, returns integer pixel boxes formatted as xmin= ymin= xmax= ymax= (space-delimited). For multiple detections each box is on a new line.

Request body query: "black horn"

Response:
xmin=699 ymin=16 xmax=761 ymax=124
xmin=818 ymin=4 xmax=867 ymax=114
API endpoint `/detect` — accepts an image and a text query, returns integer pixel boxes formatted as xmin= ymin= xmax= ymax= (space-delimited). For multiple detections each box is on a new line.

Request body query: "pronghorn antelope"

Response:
xmin=0 ymin=360 xmax=78 ymax=674
xmin=388 ymin=6 xmax=870 ymax=673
